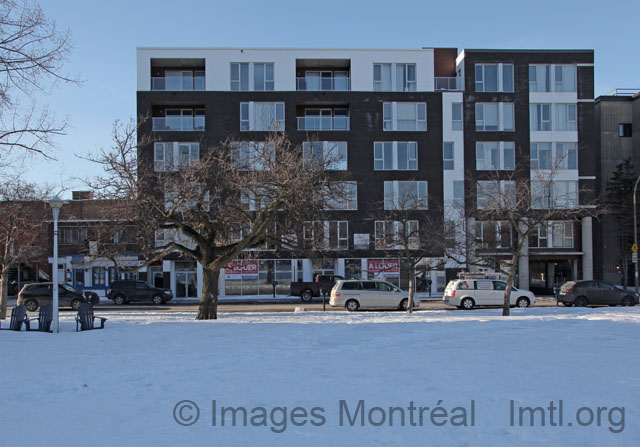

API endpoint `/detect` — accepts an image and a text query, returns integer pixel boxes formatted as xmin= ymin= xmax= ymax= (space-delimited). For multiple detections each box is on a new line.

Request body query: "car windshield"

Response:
xmin=60 ymin=284 xmax=79 ymax=293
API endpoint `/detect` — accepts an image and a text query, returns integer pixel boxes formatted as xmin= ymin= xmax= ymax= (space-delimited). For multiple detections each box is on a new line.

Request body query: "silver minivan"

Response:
xmin=330 ymin=280 xmax=420 ymax=311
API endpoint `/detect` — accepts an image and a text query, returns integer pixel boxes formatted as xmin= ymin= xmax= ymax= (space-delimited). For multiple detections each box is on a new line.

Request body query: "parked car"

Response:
xmin=443 ymin=278 xmax=535 ymax=310
xmin=330 ymin=279 xmax=420 ymax=311
xmin=107 ymin=280 xmax=173 ymax=305
xmin=290 ymin=274 xmax=344 ymax=302
xmin=558 ymin=280 xmax=638 ymax=307
xmin=17 ymin=282 xmax=99 ymax=312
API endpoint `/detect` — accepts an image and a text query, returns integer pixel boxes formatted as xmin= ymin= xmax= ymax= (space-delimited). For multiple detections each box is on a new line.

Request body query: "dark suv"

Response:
xmin=559 ymin=280 xmax=638 ymax=307
xmin=107 ymin=280 xmax=173 ymax=305
xmin=17 ymin=283 xmax=100 ymax=312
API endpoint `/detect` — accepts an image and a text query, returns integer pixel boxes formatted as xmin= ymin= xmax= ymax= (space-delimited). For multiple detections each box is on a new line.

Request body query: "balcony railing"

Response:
xmin=151 ymin=76 xmax=205 ymax=91
xmin=296 ymin=77 xmax=350 ymax=91
xmin=434 ymin=77 xmax=464 ymax=91
xmin=297 ymin=116 xmax=350 ymax=131
xmin=152 ymin=116 xmax=205 ymax=131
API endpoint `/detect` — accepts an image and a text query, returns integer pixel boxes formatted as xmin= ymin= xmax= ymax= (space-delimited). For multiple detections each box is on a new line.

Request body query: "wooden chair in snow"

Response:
xmin=27 ymin=304 xmax=53 ymax=333
xmin=0 ymin=304 xmax=29 ymax=331
xmin=75 ymin=302 xmax=107 ymax=332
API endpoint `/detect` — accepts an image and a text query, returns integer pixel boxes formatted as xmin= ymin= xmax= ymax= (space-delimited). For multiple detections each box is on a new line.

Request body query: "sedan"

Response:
xmin=558 ymin=280 xmax=638 ymax=307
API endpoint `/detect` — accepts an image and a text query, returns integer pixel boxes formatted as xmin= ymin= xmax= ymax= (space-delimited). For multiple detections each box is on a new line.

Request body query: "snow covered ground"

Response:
xmin=2 ymin=307 xmax=639 ymax=446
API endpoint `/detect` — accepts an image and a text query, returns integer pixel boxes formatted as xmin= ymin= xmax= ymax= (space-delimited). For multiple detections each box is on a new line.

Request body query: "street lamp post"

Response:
xmin=49 ymin=196 xmax=66 ymax=333
xmin=633 ymin=176 xmax=640 ymax=295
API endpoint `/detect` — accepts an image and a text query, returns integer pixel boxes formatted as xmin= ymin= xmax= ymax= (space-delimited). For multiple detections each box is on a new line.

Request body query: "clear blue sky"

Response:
xmin=29 ymin=0 xmax=639 ymax=193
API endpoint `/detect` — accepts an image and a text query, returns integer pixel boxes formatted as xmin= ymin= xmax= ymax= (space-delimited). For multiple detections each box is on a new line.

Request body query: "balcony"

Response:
xmin=151 ymin=76 xmax=205 ymax=91
xmin=296 ymin=76 xmax=350 ymax=91
xmin=297 ymin=116 xmax=349 ymax=131
xmin=152 ymin=116 xmax=205 ymax=131
xmin=434 ymin=77 xmax=464 ymax=91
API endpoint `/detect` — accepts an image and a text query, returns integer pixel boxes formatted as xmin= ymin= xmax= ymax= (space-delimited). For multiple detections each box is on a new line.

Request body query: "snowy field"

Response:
xmin=2 ymin=307 xmax=639 ymax=446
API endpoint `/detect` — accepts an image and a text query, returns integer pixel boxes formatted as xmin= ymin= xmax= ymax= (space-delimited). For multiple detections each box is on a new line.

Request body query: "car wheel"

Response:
xmin=300 ymin=289 xmax=313 ymax=302
xmin=345 ymin=299 xmax=359 ymax=312
xmin=399 ymin=298 xmax=409 ymax=311
xmin=152 ymin=294 xmax=164 ymax=305
xmin=24 ymin=299 xmax=39 ymax=312
xmin=461 ymin=298 xmax=474 ymax=310
xmin=70 ymin=299 xmax=83 ymax=311
xmin=574 ymin=296 xmax=588 ymax=307
xmin=515 ymin=297 xmax=530 ymax=308
xmin=113 ymin=295 xmax=125 ymax=305
xmin=621 ymin=296 xmax=635 ymax=307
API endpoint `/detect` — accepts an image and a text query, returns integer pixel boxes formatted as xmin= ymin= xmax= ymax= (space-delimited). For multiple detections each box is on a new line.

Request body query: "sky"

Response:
xmin=22 ymin=0 xmax=640 ymax=194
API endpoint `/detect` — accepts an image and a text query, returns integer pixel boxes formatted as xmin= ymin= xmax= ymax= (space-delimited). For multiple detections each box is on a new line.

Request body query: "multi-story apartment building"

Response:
xmin=136 ymin=47 xmax=595 ymax=298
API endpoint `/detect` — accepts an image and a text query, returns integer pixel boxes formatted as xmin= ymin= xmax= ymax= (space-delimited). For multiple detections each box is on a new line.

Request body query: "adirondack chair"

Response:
xmin=27 ymin=304 xmax=53 ymax=333
xmin=75 ymin=302 xmax=107 ymax=332
xmin=0 ymin=304 xmax=29 ymax=331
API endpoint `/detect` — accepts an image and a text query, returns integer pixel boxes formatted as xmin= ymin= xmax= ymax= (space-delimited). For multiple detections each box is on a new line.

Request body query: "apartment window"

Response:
xmin=231 ymin=62 xmax=274 ymax=91
xmin=475 ymin=64 xmax=514 ymax=92
xmin=373 ymin=63 xmax=416 ymax=91
xmin=555 ymin=143 xmax=578 ymax=170
xmin=375 ymin=220 xmax=419 ymax=250
xmin=452 ymin=103 xmax=463 ymax=131
xmin=443 ymin=142 xmax=454 ymax=170
xmin=555 ymin=104 xmax=577 ymax=131
xmin=324 ymin=181 xmax=357 ymax=210
xmin=59 ymin=227 xmax=88 ymax=245
xmin=384 ymin=181 xmax=428 ymax=210
xmin=303 ymin=142 xmax=347 ymax=170
xmin=154 ymin=142 xmax=199 ymax=172
xmin=477 ymin=181 xmax=515 ymax=210
xmin=453 ymin=181 xmax=464 ymax=209
xmin=300 ymin=108 xmax=349 ymax=131
xmin=531 ymin=181 xmax=578 ymax=209
xmin=475 ymin=221 xmax=512 ymax=249
xmin=240 ymin=102 xmax=285 ymax=131
xmin=530 ymin=143 xmax=552 ymax=169
xmin=373 ymin=142 xmax=418 ymax=170
xmin=529 ymin=223 xmax=548 ymax=248
xmin=554 ymin=65 xmax=577 ymax=92
xmin=551 ymin=221 xmax=574 ymax=248
xmin=231 ymin=142 xmax=275 ymax=170
xmin=303 ymin=221 xmax=349 ymax=250
xmin=529 ymin=65 xmax=551 ymax=92
xmin=92 ymin=267 xmax=105 ymax=286
xmin=475 ymin=142 xmax=515 ymax=170
xmin=154 ymin=229 xmax=196 ymax=250
xmin=241 ymin=187 xmax=276 ymax=211
xmin=475 ymin=103 xmax=514 ymax=131
xmin=530 ymin=104 xmax=551 ymax=131
xmin=619 ymin=123 xmax=632 ymax=137
xmin=383 ymin=102 xmax=427 ymax=131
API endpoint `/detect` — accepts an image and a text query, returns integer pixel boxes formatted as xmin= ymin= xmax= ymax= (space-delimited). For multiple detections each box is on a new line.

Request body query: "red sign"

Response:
xmin=225 ymin=261 xmax=259 ymax=277
xmin=367 ymin=259 xmax=399 ymax=274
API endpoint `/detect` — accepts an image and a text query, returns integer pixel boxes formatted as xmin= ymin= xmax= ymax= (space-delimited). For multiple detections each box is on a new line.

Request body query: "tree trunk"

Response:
xmin=197 ymin=268 xmax=220 ymax=320
xmin=406 ymin=275 xmax=414 ymax=313
xmin=502 ymin=254 xmax=519 ymax=317
xmin=0 ymin=267 xmax=8 ymax=320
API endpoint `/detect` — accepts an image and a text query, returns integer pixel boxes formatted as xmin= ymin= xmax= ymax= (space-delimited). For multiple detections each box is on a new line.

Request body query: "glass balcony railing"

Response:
xmin=434 ymin=77 xmax=464 ymax=91
xmin=152 ymin=116 xmax=205 ymax=131
xmin=151 ymin=76 xmax=206 ymax=91
xmin=297 ymin=116 xmax=350 ymax=131
xmin=296 ymin=77 xmax=350 ymax=91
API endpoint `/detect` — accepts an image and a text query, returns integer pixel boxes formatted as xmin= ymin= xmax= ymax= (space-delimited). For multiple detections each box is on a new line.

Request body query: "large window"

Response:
xmin=303 ymin=141 xmax=347 ymax=170
xmin=303 ymin=221 xmax=349 ymax=250
xmin=477 ymin=180 xmax=515 ymax=210
xmin=452 ymin=103 xmax=463 ymax=131
xmin=240 ymin=102 xmax=285 ymax=131
xmin=324 ymin=181 xmax=357 ymax=210
xmin=475 ymin=142 xmax=515 ymax=170
xmin=443 ymin=142 xmax=454 ymax=170
xmin=59 ymin=227 xmax=88 ymax=245
xmin=384 ymin=181 xmax=428 ymax=210
xmin=373 ymin=63 xmax=416 ymax=91
xmin=529 ymin=221 xmax=574 ymax=248
xmin=373 ymin=142 xmax=417 ymax=170
xmin=475 ymin=64 xmax=514 ymax=92
xmin=530 ymin=104 xmax=551 ymax=131
xmin=555 ymin=104 xmax=577 ymax=131
xmin=231 ymin=142 xmax=274 ymax=170
xmin=529 ymin=65 xmax=576 ymax=93
xmin=554 ymin=65 xmax=576 ymax=92
xmin=531 ymin=142 xmax=577 ymax=170
xmin=375 ymin=220 xmax=419 ymax=250
xmin=475 ymin=221 xmax=512 ymax=249
xmin=154 ymin=143 xmax=200 ymax=172
xmin=529 ymin=65 xmax=551 ymax=92
xmin=475 ymin=103 xmax=514 ymax=131
xmin=530 ymin=142 xmax=552 ymax=169
xmin=231 ymin=62 xmax=274 ymax=91
xmin=453 ymin=181 xmax=464 ymax=209
xmin=383 ymin=102 xmax=427 ymax=131
xmin=531 ymin=181 xmax=578 ymax=209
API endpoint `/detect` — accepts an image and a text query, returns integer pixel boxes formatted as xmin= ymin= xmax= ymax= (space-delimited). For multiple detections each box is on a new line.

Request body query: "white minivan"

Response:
xmin=443 ymin=278 xmax=535 ymax=310
xmin=330 ymin=280 xmax=420 ymax=311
